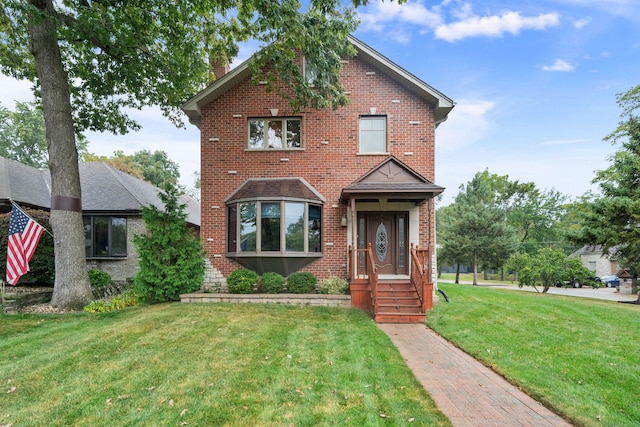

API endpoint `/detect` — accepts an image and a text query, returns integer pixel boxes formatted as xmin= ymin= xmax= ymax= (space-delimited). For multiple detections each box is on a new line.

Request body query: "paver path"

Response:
xmin=378 ymin=323 xmax=573 ymax=427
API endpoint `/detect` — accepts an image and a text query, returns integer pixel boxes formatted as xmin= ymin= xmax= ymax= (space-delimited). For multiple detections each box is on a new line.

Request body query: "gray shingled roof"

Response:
xmin=0 ymin=156 xmax=200 ymax=226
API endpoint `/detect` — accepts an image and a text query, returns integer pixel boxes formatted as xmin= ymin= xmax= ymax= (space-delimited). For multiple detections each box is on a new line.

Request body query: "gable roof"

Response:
xmin=340 ymin=156 xmax=444 ymax=205
xmin=0 ymin=156 xmax=200 ymax=226
xmin=182 ymin=35 xmax=455 ymax=128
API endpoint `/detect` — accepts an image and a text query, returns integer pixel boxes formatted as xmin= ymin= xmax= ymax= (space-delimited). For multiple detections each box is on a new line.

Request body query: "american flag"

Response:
xmin=6 ymin=205 xmax=45 ymax=286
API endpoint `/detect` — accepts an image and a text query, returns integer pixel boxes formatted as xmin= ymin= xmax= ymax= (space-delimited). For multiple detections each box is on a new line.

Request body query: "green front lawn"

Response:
xmin=1 ymin=304 xmax=450 ymax=427
xmin=428 ymin=283 xmax=640 ymax=427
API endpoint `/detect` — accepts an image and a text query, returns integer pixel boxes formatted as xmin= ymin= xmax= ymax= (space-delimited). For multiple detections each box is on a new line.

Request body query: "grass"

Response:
xmin=438 ymin=272 xmax=516 ymax=285
xmin=428 ymin=283 xmax=640 ymax=427
xmin=0 ymin=303 xmax=451 ymax=427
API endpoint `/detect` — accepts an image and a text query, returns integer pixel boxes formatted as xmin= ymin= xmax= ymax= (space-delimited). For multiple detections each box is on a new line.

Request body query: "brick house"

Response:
xmin=183 ymin=36 xmax=454 ymax=322
xmin=0 ymin=156 xmax=200 ymax=283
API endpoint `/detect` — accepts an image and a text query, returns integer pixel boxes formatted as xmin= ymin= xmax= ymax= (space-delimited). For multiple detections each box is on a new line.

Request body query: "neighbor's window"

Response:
xmin=248 ymin=118 xmax=301 ymax=149
xmin=227 ymin=200 xmax=322 ymax=254
xmin=359 ymin=116 xmax=387 ymax=153
xmin=84 ymin=216 xmax=127 ymax=257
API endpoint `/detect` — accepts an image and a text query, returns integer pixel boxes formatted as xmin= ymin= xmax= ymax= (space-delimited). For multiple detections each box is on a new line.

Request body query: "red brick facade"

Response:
xmin=187 ymin=38 xmax=453 ymax=284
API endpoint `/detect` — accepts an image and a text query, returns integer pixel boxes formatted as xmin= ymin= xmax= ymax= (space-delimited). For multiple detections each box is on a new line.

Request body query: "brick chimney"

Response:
xmin=210 ymin=60 xmax=230 ymax=82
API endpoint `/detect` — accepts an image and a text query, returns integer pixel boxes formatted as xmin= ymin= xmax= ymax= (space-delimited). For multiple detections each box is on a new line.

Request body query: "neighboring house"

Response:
xmin=571 ymin=245 xmax=619 ymax=278
xmin=0 ymin=156 xmax=200 ymax=282
xmin=183 ymin=35 xmax=454 ymax=322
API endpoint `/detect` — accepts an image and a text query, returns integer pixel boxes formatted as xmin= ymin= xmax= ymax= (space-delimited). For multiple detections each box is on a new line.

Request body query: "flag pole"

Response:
xmin=9 ymin=199 xmax=54 ymax=238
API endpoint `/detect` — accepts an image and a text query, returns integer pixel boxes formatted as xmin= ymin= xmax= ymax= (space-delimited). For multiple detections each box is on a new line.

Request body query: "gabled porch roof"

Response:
xmin=340 ymin=156 xmax=444 ymax=205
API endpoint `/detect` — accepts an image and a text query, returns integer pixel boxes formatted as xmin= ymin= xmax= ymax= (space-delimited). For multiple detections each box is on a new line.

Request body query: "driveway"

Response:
xmin=438 ymin=279 xmax=639 ymax=303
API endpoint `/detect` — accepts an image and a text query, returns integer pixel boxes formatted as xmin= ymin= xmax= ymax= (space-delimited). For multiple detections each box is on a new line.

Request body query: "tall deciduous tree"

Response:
xmin=475 ymin=169 xmax=569 ymax=254
xmin=572 ymin=84 xmax=640 ymax=300
xmin=131 ymin=150 xmax=180 ymax=188
xmin=0 ymin=0 xmax=361 ymax=308
xmin=0 ymin=101 xmax=89 ymax=167
xmin=438 ymin=172 xmax=518 ymax=285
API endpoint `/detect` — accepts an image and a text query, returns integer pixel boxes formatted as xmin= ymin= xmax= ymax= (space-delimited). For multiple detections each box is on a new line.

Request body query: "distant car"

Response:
xmin=555 ymin=279 xmax=583 ymax=288
xmin=600 ymin=275 xmax=620 ymax=287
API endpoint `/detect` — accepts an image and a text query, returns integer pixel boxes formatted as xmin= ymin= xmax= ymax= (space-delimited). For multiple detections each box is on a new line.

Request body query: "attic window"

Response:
xmin=248 ymin=118 xmax=301 ymax=149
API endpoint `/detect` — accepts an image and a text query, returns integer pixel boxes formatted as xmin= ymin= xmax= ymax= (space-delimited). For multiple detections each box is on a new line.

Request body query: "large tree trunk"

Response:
xmin=28 ymin=0 xmax=92 ymax=309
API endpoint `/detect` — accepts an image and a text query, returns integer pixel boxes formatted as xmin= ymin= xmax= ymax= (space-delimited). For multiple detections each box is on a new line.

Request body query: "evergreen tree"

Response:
xmin=572 ymin=84 xmax=640 ymax=300
xmin=439 ymin=173 xmax=518 ymax=285
xmin=134 ymin=184 xmax=205 ymax=303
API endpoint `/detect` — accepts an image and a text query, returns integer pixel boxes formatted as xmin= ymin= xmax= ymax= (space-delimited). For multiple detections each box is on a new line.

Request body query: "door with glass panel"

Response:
xmin=357 ymin=212 xmax=409 ymax=275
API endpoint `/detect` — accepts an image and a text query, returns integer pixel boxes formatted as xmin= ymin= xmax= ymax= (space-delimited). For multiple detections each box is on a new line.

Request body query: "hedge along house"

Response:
xmin=183 ymin=36 xmax=454 ymax=323
xmin=0 ymin=156 xmax=200 ymax=283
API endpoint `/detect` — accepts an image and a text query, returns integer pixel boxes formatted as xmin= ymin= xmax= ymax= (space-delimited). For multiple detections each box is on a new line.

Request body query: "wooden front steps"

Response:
xmin=375 ymin=280 xmax=426 ymax=324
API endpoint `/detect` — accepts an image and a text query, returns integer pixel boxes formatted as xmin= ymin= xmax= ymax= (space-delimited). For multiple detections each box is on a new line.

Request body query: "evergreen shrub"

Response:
xmin=133 ymin=184 xmax=205 ymax=303
xmin=88 ymin=269 xmax=112 ymax=287
xmin=261 ymin=272 xmax=285 ymax=294
xmin=286 ymin=272 xmax=317 ymax=294
xmin=227 ymin=269 xmax=258 ymax=294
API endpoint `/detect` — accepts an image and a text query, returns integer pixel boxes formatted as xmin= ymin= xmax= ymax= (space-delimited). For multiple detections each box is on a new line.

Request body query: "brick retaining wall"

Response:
xmin=181 ymin=292 xmax=351 ymax=307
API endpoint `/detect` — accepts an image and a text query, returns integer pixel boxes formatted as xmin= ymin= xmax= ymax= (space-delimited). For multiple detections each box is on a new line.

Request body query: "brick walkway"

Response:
xmin=378 ymin=323 xmax=573 ymax=427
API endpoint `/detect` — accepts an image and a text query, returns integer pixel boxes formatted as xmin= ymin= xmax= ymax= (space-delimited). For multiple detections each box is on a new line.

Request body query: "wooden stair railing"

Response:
xmin=348 ymin=244 xmax=378 ymax=315
xmin=410 ymin=244 xmax=433 ymax=312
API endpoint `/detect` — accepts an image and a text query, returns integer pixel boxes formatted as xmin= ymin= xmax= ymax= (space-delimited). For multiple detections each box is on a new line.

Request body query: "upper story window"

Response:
xmin=303 ymin=56 xmax=319 ymax=86
xmin=359 ymin=116 xmax=387 ymax=154
xmin=248 ymin=118 xmax=301 ymax=149
xmin=84 ymin=216 xmax=127 ymax=258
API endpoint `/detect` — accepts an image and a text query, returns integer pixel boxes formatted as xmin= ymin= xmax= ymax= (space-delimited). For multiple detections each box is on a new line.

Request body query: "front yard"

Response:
xmin=428 ymin=283 xmax=640 ymax=427
xmin=1 ymin=303 xmax=450 ymax=427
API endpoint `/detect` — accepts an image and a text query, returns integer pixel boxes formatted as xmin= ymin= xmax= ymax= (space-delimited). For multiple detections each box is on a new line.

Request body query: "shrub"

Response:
xmin=227 ymin=269 xmax=258 ymax=294
xmin=0 ymin=209 xmax=54 ymax=285
xmin=133 ymin=183 xmax=205 ymax=303
xmin=286 ymin=272 xmax=317 ymax=294
xmin=88 ymin=269 xmax=112 ymax=287
xmin=317 ymin=276 xmax=349 ymax=294
xmin=261 ymin=272 xmax=285 ymax=294
xmin=83 ymin=290 xmax=138 ymax=313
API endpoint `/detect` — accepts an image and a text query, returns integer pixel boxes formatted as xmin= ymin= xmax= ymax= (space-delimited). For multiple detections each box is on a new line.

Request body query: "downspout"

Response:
xmin=350 ymin=197 xmax=357 ymax=273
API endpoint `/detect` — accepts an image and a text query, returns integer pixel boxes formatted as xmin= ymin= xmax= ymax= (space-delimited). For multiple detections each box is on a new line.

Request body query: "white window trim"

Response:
xmin=247 ymin=117 xmax=303 ymax=150
xmin=358 ymin=115 xmax=388 ymax=154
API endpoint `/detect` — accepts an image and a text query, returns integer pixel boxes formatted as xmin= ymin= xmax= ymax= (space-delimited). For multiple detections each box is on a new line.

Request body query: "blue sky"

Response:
xmin=1 ymin=0 xmax=639 ymax=205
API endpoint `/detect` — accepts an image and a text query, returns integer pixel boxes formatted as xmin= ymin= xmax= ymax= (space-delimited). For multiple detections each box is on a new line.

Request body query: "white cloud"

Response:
xmin=574 ymin=17 xmax=592 ymax=29
xmin=434 ymin=11 xmax=560 ymax=42
xmin=436 ymin=99 xmax=494 ymax=151
xmin=542 ymin=59 xmax=575 ymax=71
xmin=358 ymin=0 xmax=443 ymax=33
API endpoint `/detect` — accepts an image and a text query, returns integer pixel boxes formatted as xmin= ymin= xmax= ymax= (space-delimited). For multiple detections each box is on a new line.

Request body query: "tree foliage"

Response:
xmin=85 ymin=149 xmax=181 ymax=188
xmin=571 ymin=84 xmax=640 ymax=287
xmin=133 ymin=184 xmax=205 ymax=303
xmin=437 ymin=172 xmax=518 ymax=285
xmin=0 ymin=0 xmax=364 ymax=308
xmin=505 ymin=248 xmax=591 ymax=293
xmin=0 ymin=101 xmax=89 ymax=167
xmin=474 ymin=169 xmax=569 ymax=254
